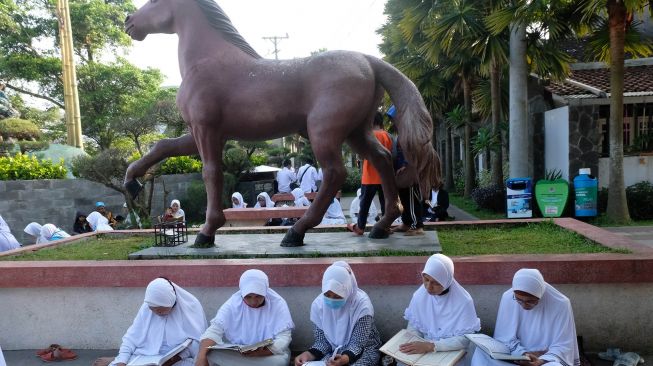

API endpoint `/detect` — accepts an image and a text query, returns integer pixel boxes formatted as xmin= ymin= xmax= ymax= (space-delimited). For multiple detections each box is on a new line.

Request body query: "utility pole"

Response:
xmin=56 ymin=0 xmax=83 ymax=150
xmin=262 ymin=33 xmax=289 ymax=60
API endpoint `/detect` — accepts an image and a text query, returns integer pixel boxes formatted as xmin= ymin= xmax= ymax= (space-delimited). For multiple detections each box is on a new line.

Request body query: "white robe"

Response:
xmin=87 ymin=211 xmax=114 ymax=231
xmin=0 ymin=215 xmax=20 ymax=252
xmin=320 ymin=199 xmax=347 ymax=225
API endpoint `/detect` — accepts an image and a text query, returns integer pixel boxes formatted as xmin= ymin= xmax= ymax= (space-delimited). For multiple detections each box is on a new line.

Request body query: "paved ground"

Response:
xmin=603 ymin=226 xmax=653 ymax=248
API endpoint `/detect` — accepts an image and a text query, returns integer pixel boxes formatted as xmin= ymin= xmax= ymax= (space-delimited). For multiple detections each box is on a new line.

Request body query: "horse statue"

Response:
xmin=123 ymin=0 xmax=441 ymax=247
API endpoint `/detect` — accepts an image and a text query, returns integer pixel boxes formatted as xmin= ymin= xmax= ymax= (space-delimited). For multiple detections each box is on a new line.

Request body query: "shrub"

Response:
xmin=0 ymin=153 xmax=67 ymax=180
xmin=471 ymin=185 xmax=505 ymax=212
xmin=342 ymin=167 xmax=362 ymax=193
xmin=249 ymin=152 xmax=268 ymax=166
xmin=160 ymin=156 xmax=202 ymax=175
xmin=0 ymin=118 xmax=41 ymax=140
xmin=626 ymin=181 xmax=653 ymax=220
xmin=17 ymin=140 xmax=49 ymax=153
xmin=182 ymin=180 xmax=207 ymax=223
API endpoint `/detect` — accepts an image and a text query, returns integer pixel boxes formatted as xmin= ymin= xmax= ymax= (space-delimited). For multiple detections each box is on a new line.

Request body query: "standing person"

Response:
xmin=296 ymin=158 xmax=319 ymax=193
xmin=397 ymin=254 xmax=481 ymax=366
xmin=349 ymin=188 xmax=378 ymax=225
xmin=95 ymin=202 xmax=118 ymax=229
xmin=73 ymin=211 xmax=93 ymax=234
xmin=347 ymin=112 xmax=392 ymax=236
xmin=195 ymin=269 xmax=295 ymax=366
xmin=276 ymin=159 xmax=296 ymax=194
xmin=470 ymin=269 xmax=580 ymax=366
xmin=424 ymin=183 xmax=450 ymax=222
xmin=294 ymin=263 xmax=382 ymax=366
xmin=0 ymin=215 xmax=20 ymax=252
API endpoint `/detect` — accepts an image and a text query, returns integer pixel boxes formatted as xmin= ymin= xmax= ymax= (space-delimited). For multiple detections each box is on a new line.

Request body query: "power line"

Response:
xmin=262 ymin=33 xmax=289 ymax=60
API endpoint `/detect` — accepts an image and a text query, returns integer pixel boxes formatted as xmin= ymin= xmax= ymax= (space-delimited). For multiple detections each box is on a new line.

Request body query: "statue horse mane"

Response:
xmin=193 ymin=0 xmax=262 ymax=59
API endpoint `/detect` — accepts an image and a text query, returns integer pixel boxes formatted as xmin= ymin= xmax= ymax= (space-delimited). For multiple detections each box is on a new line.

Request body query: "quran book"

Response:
xmin=380 ymin=329 xmax=465 ymax=366
xmin=207 ymin=338 xmax=273 ymax=354
xmin=127 ymin=338 xmax=192 ymax=366
xmin=465 ymin=333 xmax=530 ymax=361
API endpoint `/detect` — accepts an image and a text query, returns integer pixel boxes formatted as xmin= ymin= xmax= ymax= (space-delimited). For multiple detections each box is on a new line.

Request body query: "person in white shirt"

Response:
xmin=276 ymin=159 xmax=296 ymax=193
xmin=296 ymin=158 xmax=319 ymax=193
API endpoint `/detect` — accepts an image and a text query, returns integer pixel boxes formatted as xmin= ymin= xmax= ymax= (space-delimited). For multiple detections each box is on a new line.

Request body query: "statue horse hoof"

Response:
xmin=191 ymin=233 xmax=215 ymax=248
xmin=368 ymin=226 xmax=390 ymax=239
xmin=125 ymin=179 xmax=143 ymax=199
xmin=281 ymin=227 xmax=305 ymax=247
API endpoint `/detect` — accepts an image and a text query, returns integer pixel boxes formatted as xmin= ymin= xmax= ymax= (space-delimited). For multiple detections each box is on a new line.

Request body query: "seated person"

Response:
xmin=95 ymin=202 xmax=118 ymax=229
xmin=86 ymin=211 xmax=114 ymax=231
xmin=94 ymin=278 xmax=207 ymax=366
xmin=40 ymin=224 xmax=71 ymax=242
xmin=231 ymin=192 xmax=247 ymax=208
xmin=196 ymin=269 xmax=295 ymax=366
xmin=471 ymin=268 xmax=580 ymax=366
xmin=23 ymin=222 xmax=46 ymax=244
xmin=170 ymin=199 xmax=185 ymax=222
xmin=350 ymin=188 xmax=378 ymax=225
xmin=0 ymin=215 xmax=20 ymax=252
xmin=294 ymin=262 xmax=382 ymax=366
xmin=424 ymin=184 xmax=449 ymax=222
xmin=73 ymin=211 xmax=93 ymax=234
xmin=254 ymin=192 xmax=282 ymax=226
xmin=159 ymin=207 xmax=176 ymax=223
xmin=320 ymin=198 xmax=347 ymax=225
xmin=291 ymin=188 xmax=310 ymax=207
xmin=398 ymin=254 xmax=480 ymax=366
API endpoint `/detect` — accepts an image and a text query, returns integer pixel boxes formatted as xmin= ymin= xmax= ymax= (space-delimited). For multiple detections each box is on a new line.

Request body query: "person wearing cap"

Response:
xmin=93 ymin=277 xmax=207 ymax=366
xmin=470 ymin=268 xmax=580 ymax=366
xmin=396 ymin=254 xmax=480 ymax=366
xmin=294 ymin=262 xmax=382 ymax=366
xmin=196 ymin=269 xmax=295 ymax=366
xmin=95 ymin=201 xmax=118 ymax=229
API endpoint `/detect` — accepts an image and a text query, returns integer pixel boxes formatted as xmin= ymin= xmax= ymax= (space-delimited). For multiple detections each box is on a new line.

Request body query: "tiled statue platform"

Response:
xmin=128 ymin=231 xmax=441 ymax=259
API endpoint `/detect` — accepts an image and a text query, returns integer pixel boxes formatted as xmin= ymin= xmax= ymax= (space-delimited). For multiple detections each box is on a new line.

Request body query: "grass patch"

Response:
xmin=449 ymin=193 xmax=506 ymax=220
xmin=0 ymin=236 xmax=155 ymax=261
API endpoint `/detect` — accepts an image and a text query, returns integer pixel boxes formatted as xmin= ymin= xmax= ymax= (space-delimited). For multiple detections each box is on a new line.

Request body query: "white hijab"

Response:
xmin=170 ymin=199 xmax=185 ymax=219
xmin=0 ymin=215 xmax=20 ymax=252
xmin=321 ymin=199 xmax=346 ymax=225
xmin=404 ymin=254 xmax=481 ymax=341
xmin=23 ymin=222 xmax=46 ymax=243
xmin=213 ymin=269 xmax=294 ymax=345
xmin=494 ymin=269 xmax=580 ymax=366
xmin=254 ymin=192 xmax=275 ymax=208
xmin=310 ymin=264 xmax=374 ymax=348
xmin=86 ymin=211 xmax=113 ymax=231
xmin=350 ymin=188 xmax=378 ymax=224
xmin=40 ymin=224 xmax=70 ymax=241
xmin=291 ymin=188 xmax=310 ymax=207
xmin=231 ymin=192 xmax=247 ymax=208
xmin=120 ymin=278 xmax=207 ymax=357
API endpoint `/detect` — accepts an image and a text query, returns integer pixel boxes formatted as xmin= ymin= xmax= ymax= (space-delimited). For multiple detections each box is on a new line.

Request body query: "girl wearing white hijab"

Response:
xmin=254 ymin=192 xmax=275 ymax=208
xmin=350 ymin=188 xmax=378 ymax=225
xmin=106 ymin=278 xmax=207 ymax=366
xmin=0 ymin=215 xmax=20 ymax=252
xmin=231 ymin=192 xmax=247 ymax=208
xmin=171 ymin=199 xmax=185 ymax=221
xmin=320 ymin=198 xmax=347 ymax=225
xmin=294 ymin=263 xmax=382 ymax=366
xmin=86 ymin=211 xmax=114 ymax=231
xmin=471 ymin=268 xmax=580 ymax=366
xmin=398 ymin=254 xmax=481 ymax=366
xmin=40 ymin=224 xmax=71 ymax=241
xmin=291 ymin=188 xmax=311 ymax=207
xmin=23 ymin=222 xmax=46 ymax=244
xmin=196 ymin=269 xmax=295 ymax=366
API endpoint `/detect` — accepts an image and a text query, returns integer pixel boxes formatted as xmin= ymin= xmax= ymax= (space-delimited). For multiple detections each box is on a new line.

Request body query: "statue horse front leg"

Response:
xmin=124 ymin=134 xmax=198 ymax=198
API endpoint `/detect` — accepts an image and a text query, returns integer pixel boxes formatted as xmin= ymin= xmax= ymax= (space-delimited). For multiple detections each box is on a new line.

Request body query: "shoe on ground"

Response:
xmin=346 ymin=223 xmax=364 ymax=236
xmin=404 ymin=228 xmax=425 ymax=236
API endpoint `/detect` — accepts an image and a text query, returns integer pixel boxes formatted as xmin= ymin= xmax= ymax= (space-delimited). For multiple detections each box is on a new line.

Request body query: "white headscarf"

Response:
xmin=321 ymin=199 xmax=346 ymax=225
xmin=231 ymin=192 xmax=247 ymax=208
xmin=40 ymin=224 xmax=70 ymax=241
xmin=86 ymin=211 xmax=113 ymax=231
xmin=310 ymin=263 xmax=374 ymax=348
xmin=170 ymin=199 xmax=185 ymax=219
xmin=349 ymin=188 xmax=378 ymax=224
xmin=23 ymin=222 xmax=46 ymax=244
xmin=254 ymin=192 xmax=275 ymax=208
xmin=291 ymin=188 xmax=311 ymax=207
xmin=494 ymin=269 xmax=580 ymax=366
xmin=119 ymin=278 xmax=207 ymax=358
xmin=0 ymin=215 xmax=20 ymax=252
xmin=213 ymin=269 xmax=294 ymax=345
xmin=404 ymin=254 xmax=481 ymax=341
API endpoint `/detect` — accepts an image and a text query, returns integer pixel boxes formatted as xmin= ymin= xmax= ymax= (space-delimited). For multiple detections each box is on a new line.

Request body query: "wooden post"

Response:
xmin=57 ymin=0 xmax=83 ymax=150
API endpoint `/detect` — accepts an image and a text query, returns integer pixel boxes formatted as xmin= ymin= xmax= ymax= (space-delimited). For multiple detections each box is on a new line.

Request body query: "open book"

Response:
xmin=207 ymin=338 xmax=273 ymax=354
xmin=465 ymin=334 xmax=529 ymax=361
xmin=127 ymin=338 xmax=192 ymax=366
xmin=380 ymin=329 xmax=465 ymax=366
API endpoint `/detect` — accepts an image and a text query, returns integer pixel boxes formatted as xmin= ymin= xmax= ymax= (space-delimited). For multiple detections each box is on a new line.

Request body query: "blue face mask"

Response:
xmin=323 ymin=296 xmax=346 ymax=309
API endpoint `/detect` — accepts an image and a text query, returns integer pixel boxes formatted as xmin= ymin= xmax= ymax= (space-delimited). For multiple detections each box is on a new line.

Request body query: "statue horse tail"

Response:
xmin=365 ymin=55 xmax=442 ymax=197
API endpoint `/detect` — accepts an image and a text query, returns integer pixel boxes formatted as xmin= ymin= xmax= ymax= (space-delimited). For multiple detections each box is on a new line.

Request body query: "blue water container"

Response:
xmin=573 ymin=168 xmax=598 ymax=217
xmin=506 ymin=177 xmax=533 ymax=218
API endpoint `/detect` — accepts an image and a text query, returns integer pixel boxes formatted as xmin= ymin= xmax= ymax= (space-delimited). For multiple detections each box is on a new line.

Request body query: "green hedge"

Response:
xmin=0 ymin=153 xmax=67 ymax=180
xmin=0 ymin=118 xmax=41 ymax=140
xmin=159 ymin=156 xmax=202 ymax=175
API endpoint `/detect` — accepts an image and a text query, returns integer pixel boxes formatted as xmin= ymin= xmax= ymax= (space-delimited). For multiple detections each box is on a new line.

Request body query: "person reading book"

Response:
xmin=394 ymin=254 xmax=480 ymax=366
xmin=470 ymin=268 xmax=580 ymax=366
xmin=94 ymin=278 xmax=207 ymax=366
xmin=293 ymin=262 xmax=382 ymax=366
xmin=195 ymin=269 xmax=295 ymax=366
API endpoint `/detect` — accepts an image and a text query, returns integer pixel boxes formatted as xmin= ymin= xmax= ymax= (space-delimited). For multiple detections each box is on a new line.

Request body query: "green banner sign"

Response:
xmin=535 ymin=179 xmax=569 ymax=218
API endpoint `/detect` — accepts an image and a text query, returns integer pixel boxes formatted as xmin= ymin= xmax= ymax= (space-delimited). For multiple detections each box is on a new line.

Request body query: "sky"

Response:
xmin=125 ymin=0 xmax=388 ymax=86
